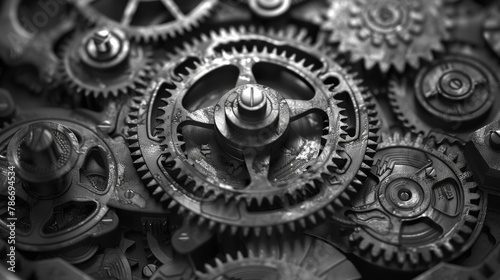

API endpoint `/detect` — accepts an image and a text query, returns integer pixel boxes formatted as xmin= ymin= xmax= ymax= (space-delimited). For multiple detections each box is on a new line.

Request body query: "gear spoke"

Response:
xmin=286 ymin=96 xmax=328 ymax=121
xmin=29 ymin=200 xmax=54 ymax=235
xmin=121 ymin=0 xmax=140 ymax=25
xmin=236 ymin=64 xmax=257 ymax=87
xmin=422 ymin=205 xmax=458 ymax=230
xmin=160 ymin=0 xmax=185 ymax=19
xmin=243 ymin=148 xmax=273 ymax=190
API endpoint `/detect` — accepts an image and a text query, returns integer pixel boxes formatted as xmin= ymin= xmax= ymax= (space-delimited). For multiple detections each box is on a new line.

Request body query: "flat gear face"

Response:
xmin=347 ymin=133 xmax=485 ymax=271
xmin=322 ymin=0 xmax=450 ymax=72
xmin=389 ymin=44 xmax=500 ymax=140
xmin=127 ymin=26 xmax=378 ymax=235
xmin=59 ymin=27 xmax=153 ymax=99
xmin=71 ymin=0 xmax=218 ymax=43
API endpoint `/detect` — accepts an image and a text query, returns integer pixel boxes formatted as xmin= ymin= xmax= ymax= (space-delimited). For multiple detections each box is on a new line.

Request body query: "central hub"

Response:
xmin=214 ymin=84 xmax=290 ymax=159
xmin=379 ymin=174 xmax=431 ymax=218
xmin=438 ymin=71 xmax=474 ymax=101
xmin=79 ymin=28 xmax=130 ymax=69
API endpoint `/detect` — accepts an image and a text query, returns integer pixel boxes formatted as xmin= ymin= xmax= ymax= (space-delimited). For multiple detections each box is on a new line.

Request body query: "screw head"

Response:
xmin=490 ymin=130 xmax=500 ymax=149
xmin=142 ymin=264 xmax=157 ymax=277
xmin=425 ymin=166 xmax=436 ymax=178
xmin=237 ymin=85 xmax=268 ymax=118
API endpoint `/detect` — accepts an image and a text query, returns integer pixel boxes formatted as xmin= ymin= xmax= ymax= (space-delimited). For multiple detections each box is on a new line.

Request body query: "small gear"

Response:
xmin=197 ymin=236 xmax=361 ymax=280
xmin=389 ymin=44 xmax=500 ymax=141
xmin=70 ymin=0 xmax=218 ymax=43
xmin=347 ymin=133 xmax=485 ymax=271
xmin=322 ymin=0 xmax=451 ymax=72
xmin=0 ymin=109 xmax=120 ymax=254
xmin=59 ymin=27 xmax=153 ymax=100
xmin=127 ymin=26 xmax=378 ymax=236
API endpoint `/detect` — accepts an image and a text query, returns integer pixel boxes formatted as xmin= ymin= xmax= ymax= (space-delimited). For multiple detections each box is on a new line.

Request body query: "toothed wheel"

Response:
xmin=0 ymin=109 xmax=119 ymax=253
xmin=70 ymin=0 xmax=218 ymax=43
xmin=347 ymin=133 xmax=485 ymax=271
xmin=389 ymin=44 xmax=500 ymax=140
xmin=126 ymin=26 xmax=379 ymax=236
xmin=196 ymin=235 xmax=361 ymax=280
xmin=322 ymin=0 xmax=450 ymax=72
xmin=59 ymin=27 xmax=152 ymax=99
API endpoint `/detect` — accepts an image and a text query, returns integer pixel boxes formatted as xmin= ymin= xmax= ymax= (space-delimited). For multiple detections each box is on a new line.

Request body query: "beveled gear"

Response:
xmin=59 ymin=27 xmax=153 ymax=99
xmin=389 ymin=44 xmax=500 ymax=141
xmin=197 ymin=235 xmax=361 ymax=280
xmin=126 ymin=26 xmax=378 ymax=236
xmin=347 ymin=133 xmax=485 ymax=271
xmin=70 ymin=0 xmax=218 ymax=43
xmin=322 ymin=0 xmax=451 ymax=72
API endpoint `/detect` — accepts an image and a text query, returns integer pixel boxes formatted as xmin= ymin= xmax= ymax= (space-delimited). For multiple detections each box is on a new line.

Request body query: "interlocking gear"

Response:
xmin=198 ymin=235 xmax=360 ymax=280
xmin=322 ymin=0 xmax=451 ymax=72
xmin=389 ymin=44 xmax=500 ymax=140
xmin=59 ymin=27 xmax=153 ymax=99
xmin=347 ymin=133 xmax=485 ymax=271
xmin=0 ymin=109 xmax=119 ymax=255
xmin=70 ymin=0 xmax=218 ymax=43
xmin=127 ymin=26 xmax=378 ymax=236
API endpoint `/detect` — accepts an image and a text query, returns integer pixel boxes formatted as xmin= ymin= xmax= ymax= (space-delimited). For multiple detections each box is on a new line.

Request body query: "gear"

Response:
xmin=59 ymin=27 xmax=153 ymax=99
xmin=346 ymin=133 xmax=485 ymax=271
xmin=197 ymin=235 xmax=361 ymax=280
xmin=389 ymin=44 xmax=500 ymax=141
xmin=127 ymin=26 xmax=378 ymax=236
xmin=322 ymin=0 xmax=451 ymax=72
xmin=70 ymin=0 xmax=218 ymax=43
xmin=0 ymin=109 xmax=119 ymax=254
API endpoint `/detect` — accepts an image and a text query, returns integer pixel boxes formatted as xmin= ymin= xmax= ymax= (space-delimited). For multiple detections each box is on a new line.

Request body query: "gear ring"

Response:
xmin=389 ymin=44 xmax=500 ymax=140
xmin=70 ymin=0 xmax=218 ymax=43
xmin=127 ymin=26 xmax=379 ymax=235
xmin=346 ymin=133 xmax=486 ymax=271
xmin=59 ymin=27 xmax=153 ymax=100
xmin=0 ymin=109 xmax=120 ymax=253
xmin=322 ymin=0 xmax=450 ymax=72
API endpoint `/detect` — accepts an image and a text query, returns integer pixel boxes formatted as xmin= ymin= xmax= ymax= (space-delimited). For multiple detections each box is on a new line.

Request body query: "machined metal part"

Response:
xmin=1 ymin=0 xmax=500 ymax=279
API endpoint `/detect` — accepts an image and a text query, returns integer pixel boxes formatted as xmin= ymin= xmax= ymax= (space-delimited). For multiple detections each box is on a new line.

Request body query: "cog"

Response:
xmin=70 ymin=0 xmax=218 ymax=43
xmin=389 ymin=44 xmax=500 ymax=141
xmin=197 ymin=235 xmax=361 ymax=280
xmin=322 ymin=0 xmax=451 ymax=72
xmin=347 ymin=133 xmax=486 ymax=271
xmin=59 ymin=27 xmax=153 ymax=99
xmin=0 ymin=109 xmax=119 ymax=253
xmin=126 ymin=26 xmax=378 ymax=236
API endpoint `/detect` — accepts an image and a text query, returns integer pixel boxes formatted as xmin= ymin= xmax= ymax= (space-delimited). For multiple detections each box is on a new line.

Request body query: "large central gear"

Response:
xmin=127 ymin=26 xmax=378 ymax=236
xmin=322 ymin=0 xmax=451 ymax=72
xmin=346 ymin=133 xmax=485 ymax=271
xmin=71 ymin=0 xmax=218 ymax=42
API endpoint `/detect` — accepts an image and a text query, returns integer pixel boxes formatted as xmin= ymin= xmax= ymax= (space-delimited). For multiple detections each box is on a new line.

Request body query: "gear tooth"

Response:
xmin=167 ymin=199 xmax=177 ymax=209
xmin=359 ymin=238 xmax=370 ymax=251
xmin=243 ymin=227 xmax=251 ymax=236
xmin=298 ymin=219 xmax=306 ymax=229
xmin=266 ymin=226 xmax=273 ymax=236
xmin=409 ymin=251 xmax=419 ymax=265
xmin=230 ymin=226 xmax=238 ymax=236
xmin=432 ymin=247 xmax=444 ymax=259
xmin=421 ymin=250 xmax=432 ymax=263
xmin=288 ymin=222 xmax=296 ymax=232
xmin=396 ymin=251 xmax=406 ymax=264
xmin=384 ymin=248 xmax=393 ymax=262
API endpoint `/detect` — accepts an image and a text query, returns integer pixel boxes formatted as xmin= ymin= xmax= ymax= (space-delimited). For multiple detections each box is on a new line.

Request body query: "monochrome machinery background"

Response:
xmin=0 ymin=0 xmax=500 ymax=279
